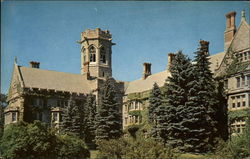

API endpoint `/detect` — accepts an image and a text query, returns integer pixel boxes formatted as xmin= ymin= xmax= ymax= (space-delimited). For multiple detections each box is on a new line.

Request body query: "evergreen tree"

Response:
xmin=0 ymin=93 xmax=7 ymax=138
xmin=184 ymin=64 xmax=209 ymax=152
xmin=148 ymin=83 xmax=166 ymax=142
xmin=154 ymin=104 xmax=168 ymax=143
xmin=214 ymin=80 xmax=228 ymax=141
xmin=95 ymin=78 xmax=122 ymax=141
xmin=193 ymin=40 xmax=219 ymax=147
xmin=61 ymin=96 xmax=82 ymax=137
xmin=148 ymin=83 xmax=162 ymax=123
xmin=84 ymin=93 xmax=97 ymax=143
xmin=163 ymin=51 xmax=193 ymax=148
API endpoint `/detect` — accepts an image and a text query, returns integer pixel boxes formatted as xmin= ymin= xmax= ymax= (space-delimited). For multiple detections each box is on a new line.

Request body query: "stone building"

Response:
xmin=122 ymin=10 xmax=250 ymax=135
xmin=4 ymin=10 xmax=250 ymax=136
xmin=4 ymin=28 xmax=124 ymax=127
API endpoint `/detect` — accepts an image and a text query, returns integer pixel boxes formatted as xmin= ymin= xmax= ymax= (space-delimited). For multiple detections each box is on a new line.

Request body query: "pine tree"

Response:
xmin=0 ymin=93 xmax=7 ymax=138
xmin=148 ymin=83 xmax=162 ymax=124
xmin=148 ymin=83 xmax=166 ymax=142
xmin=193 ymin=40 xmax=219 ymax=148
xmin=95 ymin=78 xmax=122 ymax=141
xmin=84 ymin=93 xmax=97 ymax=143
xmin=163 ymin=51 xmax=193 ymax=148
xmin=61 ymin=96 xmax=82 ymax=137
xmin=184 ymin=64 xmax=209 ymax=152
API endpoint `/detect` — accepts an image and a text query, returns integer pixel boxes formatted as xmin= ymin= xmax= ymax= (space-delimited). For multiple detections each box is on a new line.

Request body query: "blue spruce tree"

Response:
xmin=163 ymin=51 xmax=193 ymax=148
xmin=95 ymin=78 xmax=122 ymax=141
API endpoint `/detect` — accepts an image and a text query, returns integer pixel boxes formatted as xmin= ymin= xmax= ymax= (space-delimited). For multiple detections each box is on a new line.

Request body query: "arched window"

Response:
xmin=100 ymin=47 xmax=106 ymax=63
xmin=89 ymin=46 xmax=96 ymax=62
xmin=82 ymin=48 xmax=86 ymax=62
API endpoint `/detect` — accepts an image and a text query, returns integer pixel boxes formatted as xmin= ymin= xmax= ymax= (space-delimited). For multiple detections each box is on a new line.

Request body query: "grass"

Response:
xmin=178 ymin=153 xmax=208 ymax=159
xmin=90 ymin=150 xmax=98 ymax=159
xmin=90 ymin=151 xmax=209 ymax=159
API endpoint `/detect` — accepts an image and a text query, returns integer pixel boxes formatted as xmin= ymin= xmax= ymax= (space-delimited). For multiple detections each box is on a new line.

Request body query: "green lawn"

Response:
xmin=178 ymin=153 xmax=208 ymax=159
xmin=90 ymin=150 xmax=98 ymax=159
xmin=90 ymin=151 xmax=209 ymax=159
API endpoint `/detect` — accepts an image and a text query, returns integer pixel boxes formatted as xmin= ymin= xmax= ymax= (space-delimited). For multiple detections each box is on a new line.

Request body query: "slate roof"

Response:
xmin=125 ymin=70 xmax=170 ymax=94
xmin=227 ymin=19 xmax=250 ymax=52
xmin=209 ymin=52 xmax=226 ymax=73
xmin=18 ymin=66 xmax=93 ymax=94
xmin=124 ymin=52 xmax=225 ymax=95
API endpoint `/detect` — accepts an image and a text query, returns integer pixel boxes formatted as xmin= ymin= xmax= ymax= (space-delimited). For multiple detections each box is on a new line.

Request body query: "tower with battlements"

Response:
xmin=78 ymin=28 xmax=115 ymax=79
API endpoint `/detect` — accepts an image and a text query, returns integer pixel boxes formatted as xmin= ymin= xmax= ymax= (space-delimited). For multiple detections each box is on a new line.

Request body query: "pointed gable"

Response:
xmin=229 ymin=20 xmax=250 ymax=52
xmin=8 ymin=64 xmax=24 ymax=100
xmin=214 ymin=19 xmax=250 ymax=77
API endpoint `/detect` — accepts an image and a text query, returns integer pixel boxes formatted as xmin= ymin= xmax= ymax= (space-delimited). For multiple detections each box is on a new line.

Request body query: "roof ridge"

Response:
xmin=20 ymin=66 xmax=82 ymax=76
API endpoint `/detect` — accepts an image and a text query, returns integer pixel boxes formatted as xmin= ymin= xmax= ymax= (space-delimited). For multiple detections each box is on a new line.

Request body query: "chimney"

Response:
xmin=143 ymin=63 xmax=151 ymax=79
xmin=241 ymin=10 xmax=246 ymax=22
xmin=83 ymin=62 xmax=90 ymax=79
xmin=199 ymin=40 xmax=209 ymax=55
xmin=167 ymin=53 xmax=175 ymax=70
xmin=224 ymin=11 xmax=236 ymax=51
xmin=29 ymin=61 xmax=40 ymax=68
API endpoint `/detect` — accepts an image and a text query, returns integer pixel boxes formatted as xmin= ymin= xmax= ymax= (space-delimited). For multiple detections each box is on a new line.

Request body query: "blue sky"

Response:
xmin=1 ymin=1 xmax=249 ymax=94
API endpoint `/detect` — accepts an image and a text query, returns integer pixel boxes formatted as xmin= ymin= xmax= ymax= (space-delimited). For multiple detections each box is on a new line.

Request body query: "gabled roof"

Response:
xmin=228 ymin=18 xmax=250 ymax=52
xmin=18 ymin=66 xmax=93 ymax=94
xmin=215 ymin=17 xmax=250 ymax=76
xmin=125 ymin=70 xmax=170 ymax=94
xmin=209 ymin=52 xmax=226 ymax=73
xmin=124 ymin=51 xmax=225 ymax=95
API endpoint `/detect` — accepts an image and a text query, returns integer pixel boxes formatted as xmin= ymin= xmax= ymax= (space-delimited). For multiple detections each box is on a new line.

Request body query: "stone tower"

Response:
xmin=78 ymin=28 xmax=115 ymax=78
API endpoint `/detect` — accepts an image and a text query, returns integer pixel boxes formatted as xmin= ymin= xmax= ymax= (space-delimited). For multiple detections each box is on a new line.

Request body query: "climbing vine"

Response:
xmin=128 ymin=110 xmax=142 ymax=117
xmin=228 ymin=108 xmax=250 ymax=124
xmin=127 ymin=91 xmax=150 ymax=100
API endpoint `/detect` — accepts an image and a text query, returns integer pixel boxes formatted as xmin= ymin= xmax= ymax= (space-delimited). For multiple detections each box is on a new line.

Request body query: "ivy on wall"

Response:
xmin=127 ymin=91 xmax=150 ymax=100
xmin=226 ymin=60 xmax=250 ymax=76
xmin=228 ymin=108 xmax=250 ymax=123
xmin=223 ymin=47 xmax=250 ymax=77
xmin=128 ymin=110 xmax=142 ymax=117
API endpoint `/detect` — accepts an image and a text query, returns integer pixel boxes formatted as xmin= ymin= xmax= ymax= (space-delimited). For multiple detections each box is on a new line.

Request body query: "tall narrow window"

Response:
xmin=12 ymin=112 xmax=17 ymax=122
xmin=135 ymin=101 xmax=138 ymax=110
xmin=248 ymin=94 xmax=250 ymax=107
xmin=247 ymin=75 xmax=250 ymax=86
xmin=100 ymin=47 xmax=106 ymax=63
xmin=244 ymin=52 xmax=247 ymax=60
xmin=236 ymin=77 xmax=241 ymax=88
xmin=89 ymin=46 xmax=96 ymax=62
xmin=52 ymin=112 xmax=58 ymax=122
xmin=125 ymin=117 xmax=128 ymax=125
xmin=224 ymin=80 xmax=228 ymax=89
xmin=242 ymin=76 xmax=245 ymax=86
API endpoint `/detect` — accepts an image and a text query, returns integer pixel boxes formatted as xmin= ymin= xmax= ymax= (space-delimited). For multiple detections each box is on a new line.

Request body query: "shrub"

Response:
xmin=56 ymin=133 xmax=90 ymax=159
xmin=0 ymin=121 xmax=90 ymax=159
xmin=96 ymin=137 xmax=179 ymax=159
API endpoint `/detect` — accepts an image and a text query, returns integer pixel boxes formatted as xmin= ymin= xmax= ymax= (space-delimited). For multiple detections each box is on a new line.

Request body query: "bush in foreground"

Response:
xmin=96 ymin=137 xmax=179 ymax=159
xmin=0 ymin=121 xmax=90 ymax=159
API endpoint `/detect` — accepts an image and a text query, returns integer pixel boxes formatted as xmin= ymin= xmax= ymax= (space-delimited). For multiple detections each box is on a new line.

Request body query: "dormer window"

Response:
xmin=100 ymin=47 xmax=106 ymax=63
xmin=89 ymin=46 xmax=96 ymax=62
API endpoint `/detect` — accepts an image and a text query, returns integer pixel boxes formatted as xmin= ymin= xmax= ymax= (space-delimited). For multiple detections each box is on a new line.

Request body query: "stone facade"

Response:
xmin=4 ymin=10 xmax=250 ymax=137
xmin=122 ymin=10 xmax=250 ymax=135
xmin=4 ymin=29 xmax=124 ymax=128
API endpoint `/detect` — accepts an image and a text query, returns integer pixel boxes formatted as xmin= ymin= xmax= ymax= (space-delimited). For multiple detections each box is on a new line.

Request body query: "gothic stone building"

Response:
xmin=122 ymin=10 xmax=250 ymax=135
xmin=4 ymin=28 xmax=124 ymax=128
xmin=5 ymin=11 xmax=250 ymax=135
